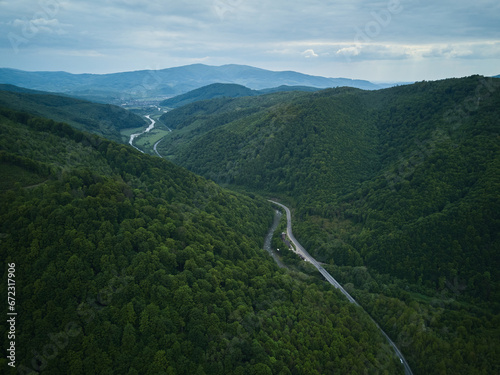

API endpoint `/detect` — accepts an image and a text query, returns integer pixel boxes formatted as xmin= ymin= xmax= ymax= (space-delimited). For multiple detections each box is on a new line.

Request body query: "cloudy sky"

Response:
xmin=0 ymin=0 xmax=499 ymax=82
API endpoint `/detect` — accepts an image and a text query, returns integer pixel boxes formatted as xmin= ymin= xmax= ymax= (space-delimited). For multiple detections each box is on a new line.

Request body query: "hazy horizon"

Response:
xmin=1 ymin=63 xmax=496 ymax=85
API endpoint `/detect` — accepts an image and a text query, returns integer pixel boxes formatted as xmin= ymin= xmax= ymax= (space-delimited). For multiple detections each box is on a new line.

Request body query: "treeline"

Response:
xmin=0 ymin=108 xmax=403 ymax=374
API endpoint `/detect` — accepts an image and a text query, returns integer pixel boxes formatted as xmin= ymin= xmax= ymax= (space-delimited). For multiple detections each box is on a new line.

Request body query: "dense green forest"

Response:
xmin=156 ymin=76 xmax=500 ymax=373
xmin=1 ymin=75 xmax=498 ymax=374
xmin=160 ymin=83 xmax=321 ymax=109
xmin=0 ymin=86 xmax=146 ymax=143
xmin=160 ymin=83 xmax=258 ymax=108
xmin=158 ymin=86 xmax=379 ymax=195
xmin=159 ymin=91 xmax=308 ymax=133
xmin=157 ymin=76 xmax=500 ymax=294
xmin=0 ymin=108 xmax=404 ymax=374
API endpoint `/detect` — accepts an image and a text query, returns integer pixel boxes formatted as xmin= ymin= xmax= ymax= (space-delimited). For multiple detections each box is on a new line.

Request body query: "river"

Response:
xmin=129 ymin=115 xmax=156 ymax=153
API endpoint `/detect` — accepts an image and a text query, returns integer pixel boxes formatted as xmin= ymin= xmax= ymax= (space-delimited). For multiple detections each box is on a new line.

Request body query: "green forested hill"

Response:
xmin=159 ymin=83 xmax=322 ymax=109
xmin=158 ymin=76 xmax=500 ymax=294
xmin=158 ymin=87 xmax=379 ymax=197
xmin=297 ymin=77 xmax=500 ymax=290
xmin=156 ymin=76 xmax=500 ymax=374
xmin=0 ymin=86 xmax=146 ymax=143
xmin=159 ymin=90 xmax=308 ymax=132
xmin=160 ymin=83 xmax=258 ymax=108
xmin=0 ymin=108 xmax=403 ymax=374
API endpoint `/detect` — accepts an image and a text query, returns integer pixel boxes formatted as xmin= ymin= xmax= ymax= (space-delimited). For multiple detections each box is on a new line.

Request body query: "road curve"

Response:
xmin=269 ymin=200 xmax=413 ymax=375
xmin=153 ymin=138 xmax=163 ymax=157
xmin=269 ymin=200 xmax=358 ymax=304
xmin=262 ymin=210 xmax=287 ymax=269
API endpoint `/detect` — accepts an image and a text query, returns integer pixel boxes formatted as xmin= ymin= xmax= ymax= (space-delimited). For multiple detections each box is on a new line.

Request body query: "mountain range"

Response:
xmin=0 ymin=64 xmax=384 ymax=104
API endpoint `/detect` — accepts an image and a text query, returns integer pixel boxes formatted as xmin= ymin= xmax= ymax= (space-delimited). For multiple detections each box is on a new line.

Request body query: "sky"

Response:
xmin=0 ymin=0 xmax=499 ymax=82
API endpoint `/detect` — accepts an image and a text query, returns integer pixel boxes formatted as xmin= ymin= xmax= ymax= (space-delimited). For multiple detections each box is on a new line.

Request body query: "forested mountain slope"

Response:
xmin=0 ymin=108 xmax=403 ymax=374
xmin=160 ymin=83 xmax=258 ymax=108
xmin=160 ymin=83 xmax=322 ymax=109
xmin=298 ymin=77 xmax=500 ymax=292
xmin=0 ymin=86 xmax=146 ymax=143
xmin=156 ymin=76 xmax=500 ymax=374
xmin=158 ymin=76 xmax=500 ymax=294
xmin=158 ymin=86 xmax=379 ymax=198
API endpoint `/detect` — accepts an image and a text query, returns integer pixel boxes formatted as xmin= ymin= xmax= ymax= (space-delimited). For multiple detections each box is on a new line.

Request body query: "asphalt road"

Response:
xmin=269 ymin=200 xmax=413 ymax=375
xmin=153 ymin=138 xmax=163 ymax=157
xmin=269 ymin=200 xmax=358 ymax=304
xmin=262 ymin=209 xmax=287 ymax=269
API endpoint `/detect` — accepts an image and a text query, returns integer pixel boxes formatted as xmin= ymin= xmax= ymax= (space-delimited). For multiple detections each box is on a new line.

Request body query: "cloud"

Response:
xmin=11 ymin=17 xmax=69 ymax=35
xmin=336 ymin=46 xmax=361 ymax=57
xmin=333 ymin=41 xmax=500 ymax=62
xmin=302 ymin=49 xmax=318 ymax=58
xmin=61 ymin=49 xmax=105 ymax=57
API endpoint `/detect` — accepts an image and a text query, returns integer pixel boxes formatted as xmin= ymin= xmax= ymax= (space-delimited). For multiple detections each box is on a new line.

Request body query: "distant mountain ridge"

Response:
xmin=0 ymin=64 xmax=382 ymax=104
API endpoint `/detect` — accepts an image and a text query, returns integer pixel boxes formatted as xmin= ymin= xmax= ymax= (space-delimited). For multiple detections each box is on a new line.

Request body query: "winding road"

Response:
xmin=153 ymin=139 xmax=163 ymax=157
xmin=262 ymin=210 xmax=287 ymax=269
xmin=269 ymin=200 xmax=413 ymax=375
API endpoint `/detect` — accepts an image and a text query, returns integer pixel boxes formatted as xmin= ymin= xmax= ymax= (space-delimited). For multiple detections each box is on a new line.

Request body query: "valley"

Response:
xmin=121 ymin=109 xmax=172 ymax=156
xmin=1 ymin=74 xmax=499 ymax=375
xmin=0 ymin=106 xmax=404 ymax=374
